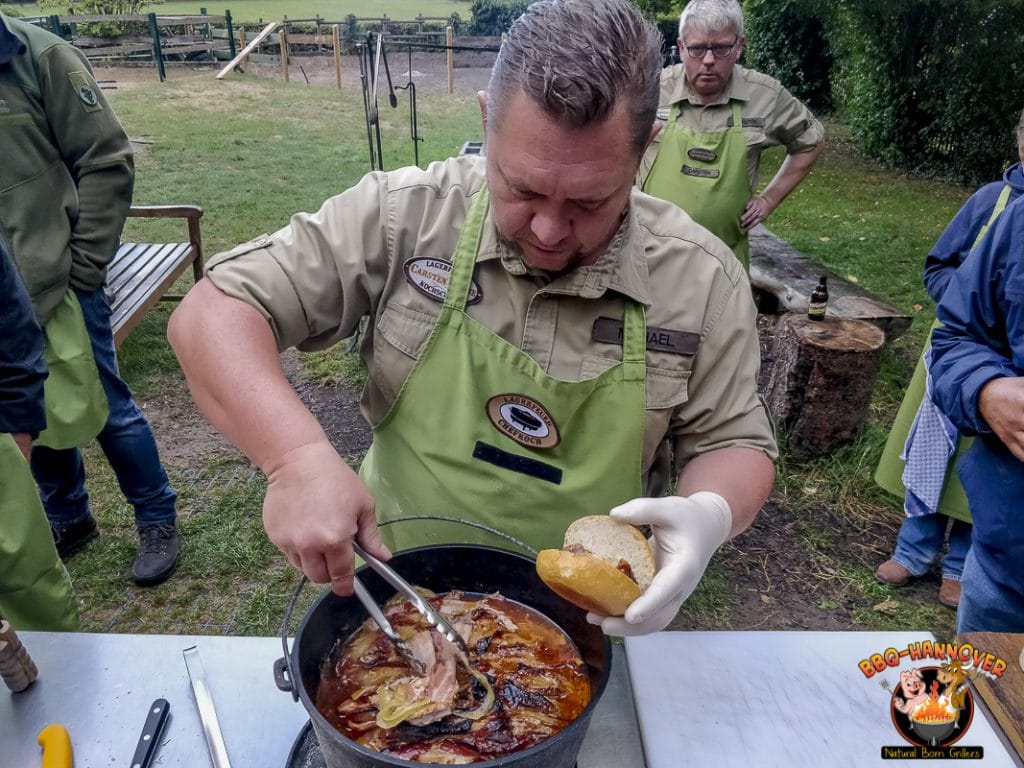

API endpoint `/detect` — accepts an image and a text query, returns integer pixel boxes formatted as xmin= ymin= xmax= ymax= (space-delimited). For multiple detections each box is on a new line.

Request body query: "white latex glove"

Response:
xmin=588 ymin=492 xmax=732 ymax=636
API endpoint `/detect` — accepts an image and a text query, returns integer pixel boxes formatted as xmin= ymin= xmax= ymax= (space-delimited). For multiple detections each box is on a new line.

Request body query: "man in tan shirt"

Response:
xmin=638 ymin=0 xmax=824 ymax=268
xmin=169 ymin=0 xmax=776 ymax=636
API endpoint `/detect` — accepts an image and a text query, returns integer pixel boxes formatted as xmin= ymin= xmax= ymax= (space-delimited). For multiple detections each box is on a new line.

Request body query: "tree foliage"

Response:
xmin=467 ymin=0 xmax=529 ymax=36
xmin=743 ymin=0 xmax=833 ymax=114
xmin=830 ymin=0 xmax=1024 ymax=183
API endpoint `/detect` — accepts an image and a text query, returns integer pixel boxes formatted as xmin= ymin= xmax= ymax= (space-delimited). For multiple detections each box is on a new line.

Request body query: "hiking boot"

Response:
xmin=875 ymin=559 xmax=914 ymax=586
xmin=938 ymin=578 xmax=961 ymax=608
xmin=132 ymin=524 xmax=180 ymax=586
xmin=51 ymin=516 xmax=99 ymax=559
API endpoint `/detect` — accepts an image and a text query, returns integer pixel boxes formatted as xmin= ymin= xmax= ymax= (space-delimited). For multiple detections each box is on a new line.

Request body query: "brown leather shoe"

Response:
xmin=939 ymin=579 xmax=961 ymax=608
xmin=875 ymin=559 xmax=914 ymax=586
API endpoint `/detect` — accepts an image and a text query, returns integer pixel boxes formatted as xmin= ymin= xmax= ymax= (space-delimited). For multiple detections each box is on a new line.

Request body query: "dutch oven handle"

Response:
xmin=275 ymin=574 xmax=308 ymax=701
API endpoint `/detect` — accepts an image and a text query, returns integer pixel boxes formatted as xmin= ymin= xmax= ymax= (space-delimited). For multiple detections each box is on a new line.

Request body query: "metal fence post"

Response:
xmin=225 ymin=9 xmax=236 ymax=59
xmin=148 ymin=12 xmax=166 ymax=82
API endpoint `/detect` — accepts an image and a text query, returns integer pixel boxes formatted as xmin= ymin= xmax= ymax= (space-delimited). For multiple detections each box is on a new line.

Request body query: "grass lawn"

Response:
xmin=63 ymin=68 xmax=977 ymax=639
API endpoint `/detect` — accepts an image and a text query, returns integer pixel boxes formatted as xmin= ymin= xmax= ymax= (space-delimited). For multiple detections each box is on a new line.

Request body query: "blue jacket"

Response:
xmin=931 ymin=194 xmax=1024 ymax=598
xmin=924 ymin=161 xmax=1024 ymax=301
xmin=0 ymin=236 xmax=47 ymax=436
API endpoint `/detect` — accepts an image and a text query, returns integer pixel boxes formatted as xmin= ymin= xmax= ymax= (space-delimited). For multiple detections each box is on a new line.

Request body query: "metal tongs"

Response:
xmin=352 ymin=542 xmax=472 ymax=677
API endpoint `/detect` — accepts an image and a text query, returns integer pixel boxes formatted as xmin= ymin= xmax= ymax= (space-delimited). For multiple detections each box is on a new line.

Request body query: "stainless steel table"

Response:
xmin=0 ymin=632 xmax=645 ymax=767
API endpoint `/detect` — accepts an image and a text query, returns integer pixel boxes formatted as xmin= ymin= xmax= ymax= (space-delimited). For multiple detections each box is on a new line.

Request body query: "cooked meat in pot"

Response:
xmin=316 ymin=590 xmax=590 ymax=764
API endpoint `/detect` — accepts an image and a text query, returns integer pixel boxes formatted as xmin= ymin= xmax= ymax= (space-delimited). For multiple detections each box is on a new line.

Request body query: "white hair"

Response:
xmin=679 ymin=0 xmax=744 ymax=40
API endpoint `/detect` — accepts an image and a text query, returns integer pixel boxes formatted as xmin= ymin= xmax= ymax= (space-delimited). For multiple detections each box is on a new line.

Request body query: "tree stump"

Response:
xmin=765 ymin=313 xmax=886 ymax=455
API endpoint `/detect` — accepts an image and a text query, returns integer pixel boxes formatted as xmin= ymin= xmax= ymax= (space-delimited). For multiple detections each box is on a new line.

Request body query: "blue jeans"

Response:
xmin=30 ymin=288 xmax=176 ymax=529
xmin=891 ymin=513 xmax=971 ymax=580
xmin=957 ymin=547 xmax=1024 ymax=633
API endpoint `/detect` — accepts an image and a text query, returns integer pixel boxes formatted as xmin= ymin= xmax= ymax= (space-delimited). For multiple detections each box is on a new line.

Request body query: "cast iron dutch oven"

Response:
xmin=274 ymin=544 xmax=612 ymax=768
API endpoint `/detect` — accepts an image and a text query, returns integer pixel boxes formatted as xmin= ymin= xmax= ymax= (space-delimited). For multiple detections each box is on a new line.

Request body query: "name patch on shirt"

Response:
xmin=403 ymin=257 xmax=482 ymax=305
xmin=687 ymin=147 xmax=718 ymax=163
xmin=592 ymin=316 xmax=699 ymax=356
xmin=681 ymin=165 xmax=720 ymax=179
xmin=486 ymin=394 xmax=560 ymax=450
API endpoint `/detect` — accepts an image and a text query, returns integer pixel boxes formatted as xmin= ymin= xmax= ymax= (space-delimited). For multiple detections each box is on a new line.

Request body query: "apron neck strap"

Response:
xmin=446 ymin=188 xmax=490 ymax=311
xmin=446 ymin=186 xmax=645 ymax=361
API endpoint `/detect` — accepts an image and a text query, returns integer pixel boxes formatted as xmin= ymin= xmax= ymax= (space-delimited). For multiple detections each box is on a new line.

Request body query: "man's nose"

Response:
xmin=530 ymin=204 xmax=571 ymax=245
xmin=701 ymin=48 xmax=716 ymax=64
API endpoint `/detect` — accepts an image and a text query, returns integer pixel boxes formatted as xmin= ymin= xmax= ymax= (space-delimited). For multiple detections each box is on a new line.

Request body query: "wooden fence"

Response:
xmin=27 ymin=12 xmax=498 ymax=88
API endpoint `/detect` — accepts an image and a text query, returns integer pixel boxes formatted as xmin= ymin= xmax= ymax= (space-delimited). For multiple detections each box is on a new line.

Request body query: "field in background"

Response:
xmin=8 ymin=0 xmax=470 ymax=22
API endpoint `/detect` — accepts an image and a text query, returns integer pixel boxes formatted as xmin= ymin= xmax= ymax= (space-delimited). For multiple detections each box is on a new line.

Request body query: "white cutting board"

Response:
xmin=624 ymin=631 xmax=1019 ymax=768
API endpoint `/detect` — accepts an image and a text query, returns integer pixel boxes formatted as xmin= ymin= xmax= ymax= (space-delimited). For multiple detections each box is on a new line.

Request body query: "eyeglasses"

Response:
xmin=683 ymin=38 xmax=738 ymax=60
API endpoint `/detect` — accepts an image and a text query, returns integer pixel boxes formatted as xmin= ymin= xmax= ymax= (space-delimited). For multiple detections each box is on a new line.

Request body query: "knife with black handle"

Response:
xmin=130 ymin=698 xmax=170 ymax=768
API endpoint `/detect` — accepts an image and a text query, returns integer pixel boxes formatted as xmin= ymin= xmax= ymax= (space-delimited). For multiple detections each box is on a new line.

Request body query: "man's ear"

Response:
xmin=477 ymin=90 xmax=488 ymax=132
xmin=643 ymin=121 xmax=662 ymax=154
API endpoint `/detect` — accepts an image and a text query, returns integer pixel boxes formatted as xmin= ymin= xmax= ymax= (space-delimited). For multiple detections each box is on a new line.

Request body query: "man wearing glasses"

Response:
xmin=638 ymin=0 xmax=824 ymax=269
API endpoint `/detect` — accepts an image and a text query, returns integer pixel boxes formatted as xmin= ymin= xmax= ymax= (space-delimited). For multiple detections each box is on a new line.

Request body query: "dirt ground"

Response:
xmin=102 ymin=54 xmax=955 ymax=637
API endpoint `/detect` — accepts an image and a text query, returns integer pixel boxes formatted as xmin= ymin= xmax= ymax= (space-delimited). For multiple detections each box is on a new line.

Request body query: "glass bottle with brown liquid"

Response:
xmin=808 ymin=275 xmax=828 ymax=320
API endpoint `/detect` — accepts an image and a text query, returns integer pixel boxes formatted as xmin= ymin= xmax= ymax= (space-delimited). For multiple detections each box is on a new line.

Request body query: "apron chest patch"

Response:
xmin=404 ymin=257 xmax=482 ymax=304
xmin=687 ymin=147 xmax=718 ymax=163
xmin=681 ymin=165 xmax=720 ymax=179
xmin=486 ymin=394 xmax=560 ymax=449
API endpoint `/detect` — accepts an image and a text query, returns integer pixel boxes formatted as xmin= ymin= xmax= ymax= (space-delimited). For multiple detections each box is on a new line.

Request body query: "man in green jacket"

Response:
xmin=0 ymin=12 xmax=180 ymax=585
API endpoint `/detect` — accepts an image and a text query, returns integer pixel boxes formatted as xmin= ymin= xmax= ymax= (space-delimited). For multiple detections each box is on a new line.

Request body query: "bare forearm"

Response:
xmin=758 ymin=143 xmax=824 ymax=211
xmin=167 ymin=278 xmax=329 ymax=473
xmin=675 ymin=446 xmax=775 ymax=536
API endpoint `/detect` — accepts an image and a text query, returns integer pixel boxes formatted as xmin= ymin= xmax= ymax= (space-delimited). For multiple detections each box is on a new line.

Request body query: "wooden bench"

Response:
xmin=108 ymin=204 xmax=204 ymax=347
xmin=749 ymin=224 xmax=912 ymax=342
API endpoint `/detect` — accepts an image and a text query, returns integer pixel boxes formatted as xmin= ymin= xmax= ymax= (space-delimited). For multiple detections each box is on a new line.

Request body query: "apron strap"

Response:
xmin=445 ymin=189 xmax=490 ymax=311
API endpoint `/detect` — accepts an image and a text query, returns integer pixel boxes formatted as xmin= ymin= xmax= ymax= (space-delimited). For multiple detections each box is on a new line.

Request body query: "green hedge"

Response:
xmin=742 ymin=0 xmax=1024 ymax=184
xmin=467 ymin=0 xmax=529 ymax=36
xmin=743 ymin=0 xmax=833 ymax=114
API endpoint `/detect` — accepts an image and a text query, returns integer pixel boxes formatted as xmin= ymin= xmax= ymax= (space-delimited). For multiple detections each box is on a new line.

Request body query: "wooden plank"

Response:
xmin=957 ymin=632 xmax=1024 ymax=761
xmin=216 ymin=21 xmax=278 ymax=79
xmin=749 ymin=224 xmax=912 ymax=342
xmin=109 ymin=242 xmax=195 ymax=346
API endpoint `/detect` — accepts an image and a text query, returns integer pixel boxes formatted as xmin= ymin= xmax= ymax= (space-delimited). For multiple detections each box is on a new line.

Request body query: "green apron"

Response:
xmin=874 ymin=184 xmax=1013 ymax=522
xmin=642 ymin=101 xmax=752 ymax=269
xmin=35 ymin=290 xmax=108 ymax=450
xmin=360 ymin=190 xmax=647 ymax=553
xmin=0 ymin=433 xmax=79 ymax=631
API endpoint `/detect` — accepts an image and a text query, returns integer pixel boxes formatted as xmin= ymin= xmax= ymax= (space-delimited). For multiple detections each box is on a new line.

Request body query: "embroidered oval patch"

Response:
xmin=403 ymin=257 xmax=482 ymax=305
xmin=486 ymin=394 xmax=560 ymax=450
xmin=687 ymin=147 xmax=718 ymax=163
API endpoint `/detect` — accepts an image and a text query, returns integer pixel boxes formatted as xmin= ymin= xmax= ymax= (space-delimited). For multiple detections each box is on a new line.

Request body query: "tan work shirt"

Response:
xmin=638 ymin=63 xmax=824 ymax=191
xmin=206 ymin=156 xmax=777 ymax=493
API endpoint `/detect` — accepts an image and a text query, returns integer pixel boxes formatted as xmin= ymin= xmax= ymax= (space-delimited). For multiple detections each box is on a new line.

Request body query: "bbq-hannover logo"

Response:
xmin=858 ymin=640 xmax=1007 ymax=759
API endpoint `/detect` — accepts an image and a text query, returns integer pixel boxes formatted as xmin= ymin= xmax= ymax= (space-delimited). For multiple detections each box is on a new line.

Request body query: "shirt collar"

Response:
xmin=0 ymin=15 xmax=27 ymax=65
xmin=476 ymin=191 xmax=652 ymax=306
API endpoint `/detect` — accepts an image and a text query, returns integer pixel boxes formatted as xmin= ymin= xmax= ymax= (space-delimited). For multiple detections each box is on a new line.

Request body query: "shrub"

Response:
xmin=743 ymin=0 xmax=834 ymax=114
xmin=467 ymin=0 xmax=529 ymax=36
xmin=830 ymin=0 xmax=1024 ymax=184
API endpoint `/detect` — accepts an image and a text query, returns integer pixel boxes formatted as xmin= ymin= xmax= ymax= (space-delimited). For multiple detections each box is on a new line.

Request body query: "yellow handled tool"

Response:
xmin=38 ymin=723 xmax=73 ymax=768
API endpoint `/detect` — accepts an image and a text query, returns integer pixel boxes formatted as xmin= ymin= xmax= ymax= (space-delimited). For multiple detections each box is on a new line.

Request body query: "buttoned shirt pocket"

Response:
xmin=372 ymin=299 xmax=438 ymax=404
xmin=581 ymin=355 xmax=692 ymax=410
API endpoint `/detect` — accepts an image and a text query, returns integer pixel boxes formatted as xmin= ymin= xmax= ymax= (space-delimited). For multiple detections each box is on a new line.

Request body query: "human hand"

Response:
xmin=588 ymin=492 xmax=732 ymax=636
xmin=12 ymin=433 xmax=33 ymax=462
xmin=262 ymin=440 xmax=390 ymax=595
xmin=978 ymin=375 xmax=1024 ymax=461
xmin=740 ymin=194 xmax=773 ymax=232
